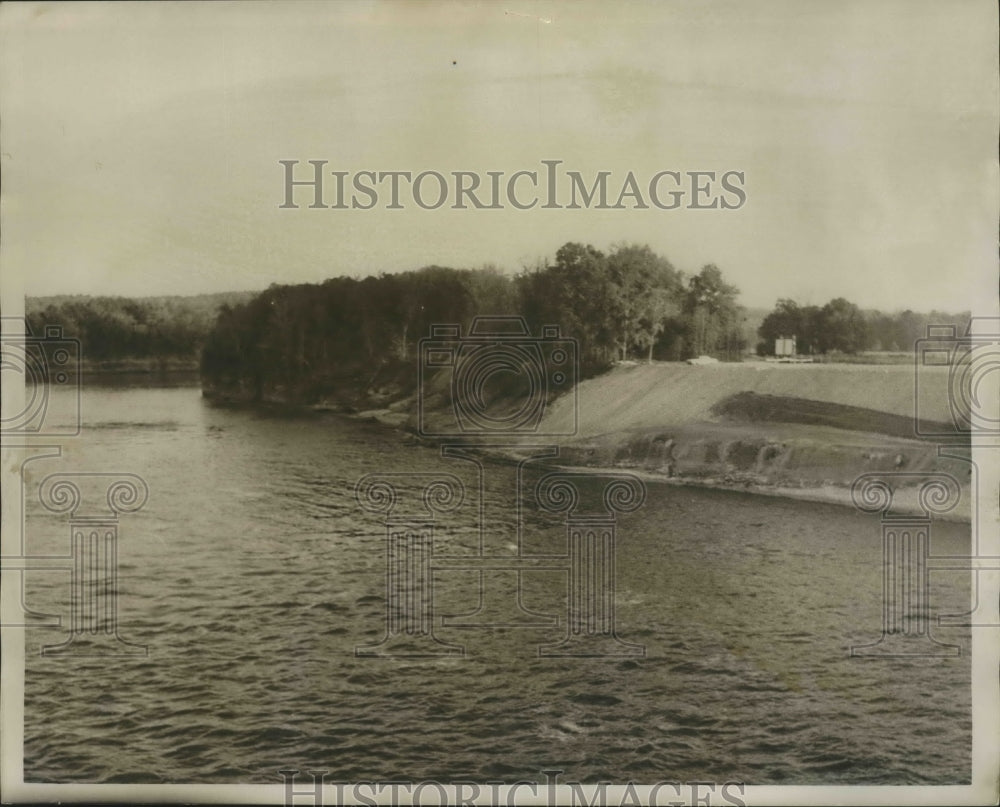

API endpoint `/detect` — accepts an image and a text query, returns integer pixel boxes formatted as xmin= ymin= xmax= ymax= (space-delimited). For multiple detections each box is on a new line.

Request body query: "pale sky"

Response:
xmin=1 ymin=0 xmax=997 ymax=311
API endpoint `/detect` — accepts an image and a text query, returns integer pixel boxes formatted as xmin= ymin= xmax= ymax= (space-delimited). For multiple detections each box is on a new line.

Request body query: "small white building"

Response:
xmin=775 ymin=336 xmax=796 ymax=357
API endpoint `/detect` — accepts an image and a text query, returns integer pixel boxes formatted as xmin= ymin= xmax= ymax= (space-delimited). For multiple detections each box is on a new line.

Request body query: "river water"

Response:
xmin=21 ymin=383 xmax=972 ymax=785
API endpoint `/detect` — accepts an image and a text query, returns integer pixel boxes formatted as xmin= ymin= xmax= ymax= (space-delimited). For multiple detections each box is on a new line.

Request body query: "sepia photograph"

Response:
xmin=1 ymin=1 xmax=997 ymax=805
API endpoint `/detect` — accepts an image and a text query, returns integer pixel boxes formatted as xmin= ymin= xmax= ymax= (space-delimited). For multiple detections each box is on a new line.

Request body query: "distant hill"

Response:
xmin=25 ymin=291 xmax=258 ymax=369
xmin=26 ymin=291 xmax=258 ymax=321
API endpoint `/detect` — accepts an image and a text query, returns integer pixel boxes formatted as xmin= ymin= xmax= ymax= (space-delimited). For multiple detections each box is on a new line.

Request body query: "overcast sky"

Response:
xmin=1 ymin=0 xmax=997 ymax=311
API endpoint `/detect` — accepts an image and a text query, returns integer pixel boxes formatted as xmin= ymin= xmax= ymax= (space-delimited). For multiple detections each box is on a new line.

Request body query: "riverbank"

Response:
xmin=361 ymin=363 xmax=969 ymax=519
xmin=205 ymin=361 xmax=971 ymax=519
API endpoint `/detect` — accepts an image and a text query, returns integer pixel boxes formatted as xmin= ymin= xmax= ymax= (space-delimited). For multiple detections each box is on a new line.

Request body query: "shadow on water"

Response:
xmin=80 ymin=370 xmax=201 ymax=390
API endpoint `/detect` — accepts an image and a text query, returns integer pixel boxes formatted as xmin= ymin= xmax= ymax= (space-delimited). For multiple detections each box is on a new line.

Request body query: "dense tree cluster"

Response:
xmin=201 ymin=267 xmax=488 ymax=399
xmin=25 ymin=293 xmax=254 ymax=362
xmin=519 ymin=244 xmax=746 ymax=365
xmin=200 ymin=243 xmax=748 ymax=402
xmin=756 ymin=298 xmax=971 ymax=356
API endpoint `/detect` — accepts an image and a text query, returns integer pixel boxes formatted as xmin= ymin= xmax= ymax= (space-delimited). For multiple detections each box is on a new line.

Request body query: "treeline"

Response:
xmin=200 ymin=242 xmax=748 ymax=402
xmin=26 ymin=293 xmax=256 ymax=363
xmin=757 ymin=298 xmax=971 ymax=356
xmin=520 ymin=243 xmax=746 ymax=365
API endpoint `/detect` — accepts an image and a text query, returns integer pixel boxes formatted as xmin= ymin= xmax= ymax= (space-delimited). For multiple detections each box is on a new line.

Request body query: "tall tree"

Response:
xmin=606 ymin=243 xmax=684 ymax=362
xmin=519 ymin=242 xmax=618 ymax=370
xmin=817 ymin=297 xmax=868 ymax=354
xmin=684 ymin=264 xmax=742 ymax=358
